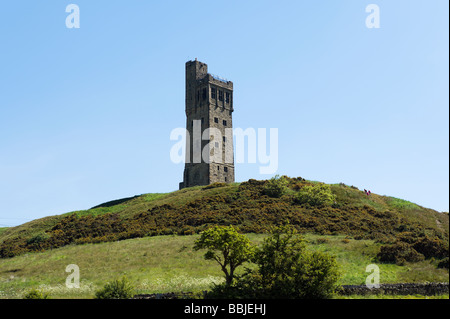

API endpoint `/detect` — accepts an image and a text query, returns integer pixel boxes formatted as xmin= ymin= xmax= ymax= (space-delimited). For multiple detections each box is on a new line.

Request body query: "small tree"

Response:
xmin=194 ymin=226 xmax=254 ymax=286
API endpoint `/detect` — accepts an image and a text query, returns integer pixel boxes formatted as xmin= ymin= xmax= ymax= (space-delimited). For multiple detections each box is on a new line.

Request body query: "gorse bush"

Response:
xmin=0 ymin=177 xmax=447 ymax=261
xmin=437 ymin=257 xmax=449 ymax=269
xmin=376 ymin=233 xmax=449 ymax=265
xmin=411 ymin=236 xmax=449 ymax=259
xmin=263 ymin=175 xmax=288 ymax=198
xmin=26 ymin=232 xmax=50 ymax=245
xmin=295 ymin=184 xmax=336 ymax=206
xmin=23 ymin=289 xmax=50 ymax=299
xmin=94 ymin=276 xmax=135 ymax=299
xmin=377 ymin=242 xmax=425 ymax=264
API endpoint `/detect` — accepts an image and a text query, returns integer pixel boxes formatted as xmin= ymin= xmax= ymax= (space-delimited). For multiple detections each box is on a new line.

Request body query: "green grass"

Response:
xmin=0 ymin=177 xmax=448 ymax=299
xmin=142 ymin=193 xmax=168 ymax=202
xmin=64 ymin=205 xmax=128 ymax=218
xmin=0 ymin=235 xmax=218 ymax=299
xmin=338 ymin=294 xmax=449 ymax=299
xmin=0 ymin=228 xmax=8 ymax=237
xmin=0 ymin=192 xmax=171 ymax=245
xmin=303 ymin=234 xmax=449 ymax=285
xmin=386 ymin=197 xmax=421 ymax=211
xmin=0 ymin=233 xmax=447 ymax=299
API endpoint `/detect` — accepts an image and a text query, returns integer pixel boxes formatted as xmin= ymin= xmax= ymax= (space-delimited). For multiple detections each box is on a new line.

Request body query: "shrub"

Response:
xmin=263 ymin=175 xmax=288 ymax=198
xmin=412 ymin=237 xmax=449 ymax=259
xmin=331 ymin=202 xmax=342 ymax=209
xmin=291 ymin=250 xmax=341 ymax=299
xmin=94 ymin=277 xmax=135 ymax=299
xmin=316 ymin=238 xmax=329 ymax=244
xmin=437 ymin=257 xmax=449 ymax=270
xmin=26 ymin=233 xmax=50 ymax=245
xmin=295 ymin=184 xmax=336 ymax=206
xmin=210 ymin=225 xmax=341 ymax=299
xmin=23 ymin=289 xmax=50 ymax=299
xmin=377 ymin=242 xmax=425 ymax=264
xmin=396 ymin=231 xmax=417 ymax=244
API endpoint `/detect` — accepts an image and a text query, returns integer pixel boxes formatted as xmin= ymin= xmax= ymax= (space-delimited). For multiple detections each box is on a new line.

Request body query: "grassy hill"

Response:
xmin=0 ymin=177 xmax=448 ymax=260
xmin=0 ymin=176 xmax=448 ymax=299
xmin=0 ymin=233 xmax=448 ymax=299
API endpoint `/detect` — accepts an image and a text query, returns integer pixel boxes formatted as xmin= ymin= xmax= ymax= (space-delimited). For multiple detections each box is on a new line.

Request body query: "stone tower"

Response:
xmin=179 ymin=60 xmax=235 ymax=189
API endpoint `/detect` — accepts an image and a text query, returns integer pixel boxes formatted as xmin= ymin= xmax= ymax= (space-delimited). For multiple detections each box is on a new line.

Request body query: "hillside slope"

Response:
xmin=1 ymin=233 xmax=448 ymax=299
xmin=0 ymin=177 xmax=448 ymax=260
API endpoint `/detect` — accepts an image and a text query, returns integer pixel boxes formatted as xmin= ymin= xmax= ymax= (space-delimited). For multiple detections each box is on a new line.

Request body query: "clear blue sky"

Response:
xmin=0 ymin=1 xmax=448 ymax=227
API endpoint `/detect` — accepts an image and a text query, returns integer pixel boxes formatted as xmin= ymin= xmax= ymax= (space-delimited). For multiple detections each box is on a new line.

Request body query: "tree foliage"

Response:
xmin=194 ymin=225 xmax=254 ymax=286
xmin=207 ymin=225 xmax=341 ymax=299
xmin=295 ymin=183 xmax=336 ymax=206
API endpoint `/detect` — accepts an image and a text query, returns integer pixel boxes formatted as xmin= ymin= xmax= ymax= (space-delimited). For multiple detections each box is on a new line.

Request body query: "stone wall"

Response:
xmin=133 ymin=283 xmax=449 ymax=299
xmin=133 ymin=292 xmax=206 ymax=299
xmin=340 ymin=282 xmax=449 ymax=296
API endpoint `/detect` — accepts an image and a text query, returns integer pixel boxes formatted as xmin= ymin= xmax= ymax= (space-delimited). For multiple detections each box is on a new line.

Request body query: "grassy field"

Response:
xmin=0 ymin=178 xmax=447 ymax=299
xmin=338 ymin=294 xmax=449 ymax=299
xmin=0 ymin=233 xmax=447 ymax=299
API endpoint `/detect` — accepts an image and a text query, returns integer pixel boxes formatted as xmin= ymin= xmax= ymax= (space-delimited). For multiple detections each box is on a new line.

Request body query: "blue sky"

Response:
xmin=0 ymin=0 xmax=448 ymax=227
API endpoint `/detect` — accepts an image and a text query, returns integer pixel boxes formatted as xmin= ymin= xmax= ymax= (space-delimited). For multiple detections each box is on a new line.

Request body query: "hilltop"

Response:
xmin=0 ymin=177 xmax=448 ymax=263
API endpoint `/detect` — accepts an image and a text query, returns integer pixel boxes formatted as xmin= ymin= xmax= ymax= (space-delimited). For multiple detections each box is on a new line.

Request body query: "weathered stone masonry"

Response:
xmin=179 ymin=60 xmax=235 ymax=189
xmin=133 ymin=283 xmax=449 ymax=299
xmin=340 ymin=282 xmax=449 ymax=296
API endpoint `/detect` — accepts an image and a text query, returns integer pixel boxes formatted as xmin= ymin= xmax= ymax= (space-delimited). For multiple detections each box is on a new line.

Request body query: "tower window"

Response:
xmin=214 ymin=117 xmax=218 ymax=123
xmin=223 ymin=136 xmax=226 ymax=142
xmin=226 ymin=92 xmax=230 ymax=103
xmin=202 ymin=88 xmax=207 ymax=100
xmin=218 ymin=90 xmax=224 ymax=101
xmin=223 ymin=120 xmax=227 ymax=126
xmin=211 ymin=87 xmax=216 ymax=99
xmin=224 ymin=167 xmax=228 ymax=172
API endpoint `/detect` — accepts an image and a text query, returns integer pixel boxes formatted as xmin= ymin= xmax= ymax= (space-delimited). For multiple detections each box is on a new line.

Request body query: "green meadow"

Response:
xmin=0 ymin=233 xmax=447 ymax=299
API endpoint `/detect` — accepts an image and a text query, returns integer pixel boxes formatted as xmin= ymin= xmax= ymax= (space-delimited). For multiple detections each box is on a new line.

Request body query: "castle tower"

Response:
xmin=179 ymin=60 xmax=235 ymax=189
